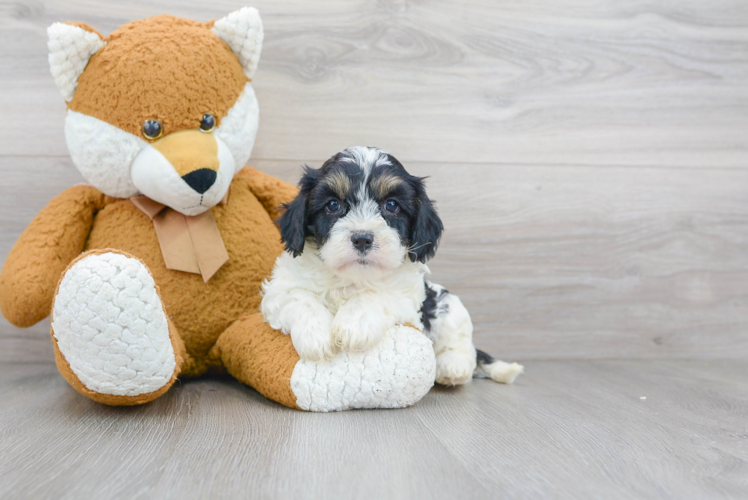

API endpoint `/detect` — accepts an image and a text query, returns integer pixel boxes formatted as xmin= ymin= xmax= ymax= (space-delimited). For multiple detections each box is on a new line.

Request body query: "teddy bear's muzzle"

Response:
xmin=130 ymin=129 xmax=236 ymax=217
xmin=151 ymin=129 xmax=220 ymax=181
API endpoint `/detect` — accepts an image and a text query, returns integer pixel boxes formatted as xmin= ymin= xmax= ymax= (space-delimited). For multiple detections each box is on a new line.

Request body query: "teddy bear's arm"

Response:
xmin=236 ymin=167 xmax=299 ymax=221
xmin=0 ymin=184 xmax=108 ymax=327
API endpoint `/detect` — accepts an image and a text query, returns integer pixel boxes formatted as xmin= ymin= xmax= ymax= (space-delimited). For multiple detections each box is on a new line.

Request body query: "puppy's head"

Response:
xmin=280 ymin=147 xmax=443 ymax=280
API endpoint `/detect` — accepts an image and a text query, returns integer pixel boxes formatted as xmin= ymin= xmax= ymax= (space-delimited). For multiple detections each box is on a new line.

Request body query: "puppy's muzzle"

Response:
xmin=351 ymin=232 xmax=374 ymax=254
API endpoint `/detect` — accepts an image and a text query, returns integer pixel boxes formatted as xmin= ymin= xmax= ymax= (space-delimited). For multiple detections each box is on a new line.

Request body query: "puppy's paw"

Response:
xmin=331 ymin=308 xmax=389 ymax=352
xmin=435 ymin=351 xmax=477 ymax=386
xmin=290 ymin=316 xmax=336 ymax=362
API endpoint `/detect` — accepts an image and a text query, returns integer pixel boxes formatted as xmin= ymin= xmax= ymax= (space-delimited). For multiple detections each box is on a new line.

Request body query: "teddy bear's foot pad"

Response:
xmin=51 ymin=251 xmax=177 ymax=397
xmin=290 ymin=325 xmax=436 ymax=412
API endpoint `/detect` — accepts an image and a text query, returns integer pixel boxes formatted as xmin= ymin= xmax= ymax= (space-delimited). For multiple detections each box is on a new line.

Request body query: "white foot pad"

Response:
xmin=52 ymin=252 xmax=176 ymax=396
xmin=290 ymin=325 xmax=436 ymax=412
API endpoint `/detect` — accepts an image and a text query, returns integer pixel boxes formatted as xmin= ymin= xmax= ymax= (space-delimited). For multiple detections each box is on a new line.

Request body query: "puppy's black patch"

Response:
xmin=279 ymin=165 xmax=321 ymax=257
xmin=305 ymin=155 xmax=363 ymax=248
xmin=409 ymin=183 xmax=443 ymax=263
xmin=476 ymin=349 xmax=496 ymax=365
xmin=420 ymin=281 xmax=438 ymax=332
xmin=367 ymin=154 xmax=444 ymax=263
xmin=420 ymin=282 xmax=450 ymax=333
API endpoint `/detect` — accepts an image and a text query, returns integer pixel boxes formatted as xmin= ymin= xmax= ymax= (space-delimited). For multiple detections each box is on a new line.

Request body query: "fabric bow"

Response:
xmin=130 ymin=190 xmax=230 ymax=283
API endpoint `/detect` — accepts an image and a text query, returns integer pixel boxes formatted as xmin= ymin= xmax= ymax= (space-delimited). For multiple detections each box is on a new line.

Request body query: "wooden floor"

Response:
xmin=1 ymin=0 xmax=747 ymax=498
xmin=1 ymin=360 xmax=746 ymax=499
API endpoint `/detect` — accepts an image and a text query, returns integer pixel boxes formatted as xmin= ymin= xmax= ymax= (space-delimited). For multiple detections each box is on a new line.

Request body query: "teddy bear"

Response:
xmin=0 ymin=7 xmax=436 ymax=411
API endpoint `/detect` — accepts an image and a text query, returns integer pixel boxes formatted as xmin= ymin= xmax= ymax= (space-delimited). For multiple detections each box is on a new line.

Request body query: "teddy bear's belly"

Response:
xmin=85 ymin=186 xmax=284 ymax=375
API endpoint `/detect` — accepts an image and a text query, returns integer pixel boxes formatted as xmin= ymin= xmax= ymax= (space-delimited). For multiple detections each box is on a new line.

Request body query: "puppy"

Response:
xmin=261 ymin=147 xmax=523 ymax=385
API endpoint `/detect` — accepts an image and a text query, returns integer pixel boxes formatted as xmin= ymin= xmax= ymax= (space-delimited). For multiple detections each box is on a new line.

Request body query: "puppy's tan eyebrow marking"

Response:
xmin=370 ymin=174 xmax=403 ymax=199
xmin=323 ymin=171 xmax=351 ymax=198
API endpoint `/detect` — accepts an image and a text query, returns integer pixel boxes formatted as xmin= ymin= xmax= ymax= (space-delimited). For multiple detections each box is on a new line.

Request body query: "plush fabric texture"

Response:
xmin=69 ymin=15 xmax=248 ymax=138
xmin=290 ymin=325 xmax=436 ymax=412
xmin=52 ymin=251 xmax=178 ymax=396
xmin=50 ymin=249 xmax=185 ymax=406
xmin=0 ymin=184 xmax=109 ymax=327
xmin=52 ymin=333 xmax=181 ymax=406
xmin=65 ymin=110 xmax=144 ymax=198
xmin=212 ymin=313 xmax=301 ymax=409
xmin=47 ymin=22 xmax=107 ymax=102
xmin=214 ymin=84 xmax=260 ymax=173
xmin=211 ymin=7 xmax=264 ymax=79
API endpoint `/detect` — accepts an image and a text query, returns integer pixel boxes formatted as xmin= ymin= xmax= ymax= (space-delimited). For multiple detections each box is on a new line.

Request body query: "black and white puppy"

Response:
xmin=261 ymin=147 xmax=523 ymax=386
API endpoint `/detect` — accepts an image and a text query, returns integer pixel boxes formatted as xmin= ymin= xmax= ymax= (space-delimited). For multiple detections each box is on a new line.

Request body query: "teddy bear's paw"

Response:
xmin=51 ymin=251 xmax=177 ymax=398
xmin=435 ymin=350 xmax=477 ymax=386
xmin=290 ymin=324 xmax=436 ymax=412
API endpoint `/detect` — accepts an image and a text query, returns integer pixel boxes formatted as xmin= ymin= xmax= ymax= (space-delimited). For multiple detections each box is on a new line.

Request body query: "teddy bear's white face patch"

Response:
xmin=215 ymin=83 xmax=260 ymax=174
xmin=65 ymin=110 xmax=145 ymax=198
xmin=64 ymin=82 xmax=259 ymax=215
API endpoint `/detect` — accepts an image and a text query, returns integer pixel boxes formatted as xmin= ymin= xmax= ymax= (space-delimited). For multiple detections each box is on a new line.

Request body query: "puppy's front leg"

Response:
xmin=331 ymin=294 xmax=392 ymax=352
xmin=262 ymin=288 xmax=336 ymax=362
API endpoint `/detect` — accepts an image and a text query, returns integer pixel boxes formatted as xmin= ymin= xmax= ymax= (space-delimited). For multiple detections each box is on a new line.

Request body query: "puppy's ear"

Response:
xmin=279 ymin=166 xmax=320 ymax=257
xmin=409 ymin=177 xmax=444 ymax=263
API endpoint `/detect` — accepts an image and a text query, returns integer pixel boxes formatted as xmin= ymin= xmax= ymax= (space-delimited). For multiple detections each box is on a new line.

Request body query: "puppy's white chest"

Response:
xmin=321 ymin=277 xmax=426 ymax=326
xmin=320 ymin=285 xmax=381 ymax=315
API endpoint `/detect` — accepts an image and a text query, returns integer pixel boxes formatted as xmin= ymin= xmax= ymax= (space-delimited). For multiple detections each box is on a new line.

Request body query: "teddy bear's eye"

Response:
xmin=199 ymin=114 xmax=216 ymax=133
xmin=142 ymin=119 xmax=163 ymax=140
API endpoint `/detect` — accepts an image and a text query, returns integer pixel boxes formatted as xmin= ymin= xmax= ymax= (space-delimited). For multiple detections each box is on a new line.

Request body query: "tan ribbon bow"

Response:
xmin=130 ymin=190 xmax=230 ymax=283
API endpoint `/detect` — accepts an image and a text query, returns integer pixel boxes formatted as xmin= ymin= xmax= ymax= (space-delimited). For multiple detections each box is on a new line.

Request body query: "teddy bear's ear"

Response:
xmin=212 ymin=7 xmax=264 ymax=79
xmin=47 ymin=22 xmax=106 ymax=102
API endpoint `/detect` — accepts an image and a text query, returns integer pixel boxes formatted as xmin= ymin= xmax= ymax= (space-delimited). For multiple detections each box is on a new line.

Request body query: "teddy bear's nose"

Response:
xmin=181 ymin=168 xmax=217 ymax=194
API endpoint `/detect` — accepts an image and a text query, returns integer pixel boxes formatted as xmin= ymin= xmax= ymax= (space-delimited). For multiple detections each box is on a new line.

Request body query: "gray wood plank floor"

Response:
xmin=1 ymin=360 xmax=746 ymax=499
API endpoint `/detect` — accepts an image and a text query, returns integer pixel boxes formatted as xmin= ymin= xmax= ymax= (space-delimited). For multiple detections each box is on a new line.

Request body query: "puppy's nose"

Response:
xmin=182 ymin=168 xmax=217 ymax=194
xmin=351 ymin=232 xmax=374 ymax=254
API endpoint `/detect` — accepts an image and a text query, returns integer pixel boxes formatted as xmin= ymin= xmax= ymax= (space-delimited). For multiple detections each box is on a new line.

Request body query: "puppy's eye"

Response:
xmin=199 ymin=114 xmax=216 ymax=132
xmin=384 ymin=200 xmax=400 ymax=214
xmin=142 ymin=119 xmax=163 ymax=140
xmin=325 ymin=200 xmax=341 ymax=214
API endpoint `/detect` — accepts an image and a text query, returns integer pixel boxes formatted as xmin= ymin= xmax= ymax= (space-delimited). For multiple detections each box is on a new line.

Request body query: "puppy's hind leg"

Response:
xmin=423 ymin=281 xmax=523 ymax=386
xmin=424 ymin=282 xmax=476 ymax=386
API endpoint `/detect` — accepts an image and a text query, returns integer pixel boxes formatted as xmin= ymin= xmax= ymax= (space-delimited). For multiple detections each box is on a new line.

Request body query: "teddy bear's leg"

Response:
xmin=211 ymin=313 xmax=301 ymax=409
xmin=50 ymin=249 xmax=184 ymax=406
xmin=211 ymin=314 xmax=436 ymax=411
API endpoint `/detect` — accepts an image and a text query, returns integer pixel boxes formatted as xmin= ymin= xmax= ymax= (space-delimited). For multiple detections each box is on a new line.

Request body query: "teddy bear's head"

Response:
xmin=47 ymin=7 xmax=263 ymax=215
